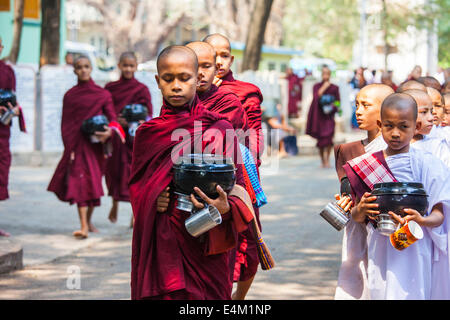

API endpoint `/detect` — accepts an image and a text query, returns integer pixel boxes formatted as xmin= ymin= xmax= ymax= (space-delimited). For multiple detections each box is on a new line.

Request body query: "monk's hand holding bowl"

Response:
xmin=351 ymin=192 xmax=379 ymax=223
xmin=94 ymin=125 xmax=112 ymax=144
xmin=191 ymin=185 xmax=230 ymax=215
xmin=156 ymin=187 xmax=170 ymax=213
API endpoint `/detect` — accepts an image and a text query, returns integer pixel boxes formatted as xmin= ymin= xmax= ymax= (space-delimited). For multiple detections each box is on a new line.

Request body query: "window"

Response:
xmin=268 ymin=62 xmax=276 ymax=71
xmin=24 ymin=0 xmax=40 ymax=20
xmin=0 ymin=0 xmax=10 ymax=11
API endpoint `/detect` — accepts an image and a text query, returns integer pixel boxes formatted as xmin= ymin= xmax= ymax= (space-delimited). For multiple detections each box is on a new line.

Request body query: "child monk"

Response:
xmin=405 ymin=89 xmax=450 ymax=167
xmin=184 ymin=41 xmax=248 ymax=131
xmin=0 ymin=36 xmax=26 ymax=237
xmin=104 ymin=52 xmax=152 ymax=224
xmin=203 ymin=33 xmax=264 ymax=165
xmin=129 ymin=45 xmax=255 ymax=300
xmin=203 ymin=33 xmax=264 ymax=300
xmin=443 ymin=93 xmax=450 ymax=127
xmin=47 ymin=56 xmax=124 ymax=239
xmin=343 ymin=93 xmax=450 ymax=299
xmin=333 ymin=83 xmax=393 ymax=300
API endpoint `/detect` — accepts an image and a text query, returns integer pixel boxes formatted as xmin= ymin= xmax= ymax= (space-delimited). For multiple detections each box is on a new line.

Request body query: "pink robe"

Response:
xmin=104 ymin=76 xmax=152 ymax=202
xmin=47 ymin=79 xmax=118 ymax=207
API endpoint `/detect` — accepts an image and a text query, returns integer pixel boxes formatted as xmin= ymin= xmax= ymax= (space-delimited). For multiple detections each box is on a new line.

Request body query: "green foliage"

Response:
xmin=282 ymin=0 xmax=450 ymax=67
xmin=282 ymin=0 xmax=359 ymax=66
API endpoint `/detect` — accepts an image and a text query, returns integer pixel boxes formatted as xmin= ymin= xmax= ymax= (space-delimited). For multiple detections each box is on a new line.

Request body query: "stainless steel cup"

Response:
xmin=377 ymin=213 xmax=397 ymax=236
xmin=319 ymin=202 xmax=350 ymax=231
xmin=0 ymin=109 xmax=15 ymax=126
xmin=185 ymin=204 xmax=222 ymax=238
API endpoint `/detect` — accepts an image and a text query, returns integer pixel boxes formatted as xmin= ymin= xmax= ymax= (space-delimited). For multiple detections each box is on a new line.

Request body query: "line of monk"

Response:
xmin=2 ymin=29 xmax=450 ymax=301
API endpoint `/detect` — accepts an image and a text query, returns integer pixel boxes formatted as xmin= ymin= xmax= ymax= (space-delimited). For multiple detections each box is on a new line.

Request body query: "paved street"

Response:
xmin=0 ymin=154 xmax=343 ymax=300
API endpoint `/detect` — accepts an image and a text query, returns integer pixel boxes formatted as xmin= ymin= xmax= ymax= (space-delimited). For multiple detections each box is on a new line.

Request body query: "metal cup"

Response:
xmin=376 ymin=213 xmax=397 ymax=236
xmin=185 ymin=204 xmax=222 ymax=238
xmin=0 ymin=109 xmax=15 ymax=126
xmin=319 ymin=202 xmax=350 ymax=231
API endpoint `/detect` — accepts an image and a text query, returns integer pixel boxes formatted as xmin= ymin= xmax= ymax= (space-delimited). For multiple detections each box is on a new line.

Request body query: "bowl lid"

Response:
xmin=173 ymin=154 xmax=235 ymax=172
xmin=372 ymin=182 xmax=427 ymax=196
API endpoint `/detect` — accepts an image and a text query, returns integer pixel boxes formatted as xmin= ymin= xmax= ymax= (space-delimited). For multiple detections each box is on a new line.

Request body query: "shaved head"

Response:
xmin=359 ymin=84 xmax=394 ymax=104
xmin=403 ymin=89 xmax=432 ymax=107
xmin=417 ymin=76 xmax=441 ymax=92
xmin=156 ymin=45 xmax=198 ymax=75
xmin=381 ymin=93 xmax=418 ymax=121
xmin=119 ymin=51 xmax=138 ymax=63
xmin=396 ymin=80 xmax=427 ymax=93
xmin=203 ymin=33 xmax=231 ymax=52
xmin=186 ymin=41 xmax=216 ymax=60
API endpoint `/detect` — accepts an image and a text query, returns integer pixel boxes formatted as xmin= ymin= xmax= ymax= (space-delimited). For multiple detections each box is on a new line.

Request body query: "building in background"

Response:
xmin=353 ymin=0 xmax=438 ymax=83
xmin=0 ymin=0 xmax=67 ymax=68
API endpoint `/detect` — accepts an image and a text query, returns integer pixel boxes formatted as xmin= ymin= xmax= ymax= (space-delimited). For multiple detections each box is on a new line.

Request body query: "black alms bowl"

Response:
xmin=0 ymin=90 xmax=17 ymax=108
xmin=372 ymin=182 xmax=429 ymax=217
xmin=173 ymin=154 xmax=236 ymax=199
xmin=121 ymin=104 xmax=148 ymax=123
xmin=81 ymin=115 xmax=109 ymax=135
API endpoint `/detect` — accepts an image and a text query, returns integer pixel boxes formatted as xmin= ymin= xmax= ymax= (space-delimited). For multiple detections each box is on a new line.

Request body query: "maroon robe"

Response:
xmin=0 ymin=61 xmax=25 ymax=201
xmin=220 ymin=71 xmax=264 ymax=165
xmin=47 ymin=79 xmax=118 ymax=207
xmin=198 ymin=84 xmax=248 ymax=131
xmin=306 ymin=82 xmax=340 ymax=148
xmin=219 ymin=71 xmax=263 ymax=283
xmin=104 ymin=76 xmax=152 ymax=202
xmin=129 ymin=96 xmax=254 ymax=300
xmin=334 ymin=140 xmax=366 ymax=182
xmin=287 ymin=73 xmax=302 ymax=118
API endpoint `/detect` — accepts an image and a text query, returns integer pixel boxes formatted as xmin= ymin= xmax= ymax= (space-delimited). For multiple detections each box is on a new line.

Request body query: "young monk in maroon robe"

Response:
xmin=48 ymin=56 xmax=124 ymax=239
xmin=0 ymin=37 xmax=26 ymax=237
xmin=129 ymin=45 xmax=255 ymax=300
xmin=306 ymin=65 xmax=340 ymax=168
xmin=203 ymin=33 xmax=264 ymax=300
xmin=104 ymin=52 xmax=152 ymax=224
xmin=203 ymin=33 xmax=264 ymax=166
xmin=184 ymin=41 xmax=248 ymax=131
xmin=333 ymin=84 xmax=393 ymax=299
xmin=286 ymin=67 xmax=302 ymax=118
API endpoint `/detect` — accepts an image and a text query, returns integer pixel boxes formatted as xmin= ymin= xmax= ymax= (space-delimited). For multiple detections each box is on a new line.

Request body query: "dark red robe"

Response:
xmin=129 ymin=96 xmax=253 ymax=300
xmin=334 ymin=140 xmax=366 ymax=182
xmin=47 ymin=79 xmax=118 ymax=207
xmin=220 ymin=71 xmax=264 ymax=165
xmin=287 ymin=73 xmax=302 ymax=118
xmin=198 ymin=84 xmax=248 ymax=131
xmin=218 ymin=71 xmax=264 ymax=282
xmin=0 ymin=61 xmax=25 ymax=201
xmin=306 ymin=82 xmax=340 ymax=148
xmin=104 ymin=76 xmax=152 ymax=202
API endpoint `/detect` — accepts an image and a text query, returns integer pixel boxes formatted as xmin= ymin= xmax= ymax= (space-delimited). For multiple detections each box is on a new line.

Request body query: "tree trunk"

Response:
xmin=7 ymin=0 xmax=25 ymax=64
xmin=241 ymin=0 xmax=274 ymax=72
xmin=40 ymin=0 xmax=61 ymax=67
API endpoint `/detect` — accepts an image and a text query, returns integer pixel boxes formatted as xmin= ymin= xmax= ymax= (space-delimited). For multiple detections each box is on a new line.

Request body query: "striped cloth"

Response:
xmin=239 ymin=144 xmax=267 ymax=208
xmin=347 ymin=152 xmax=397 ymax=189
